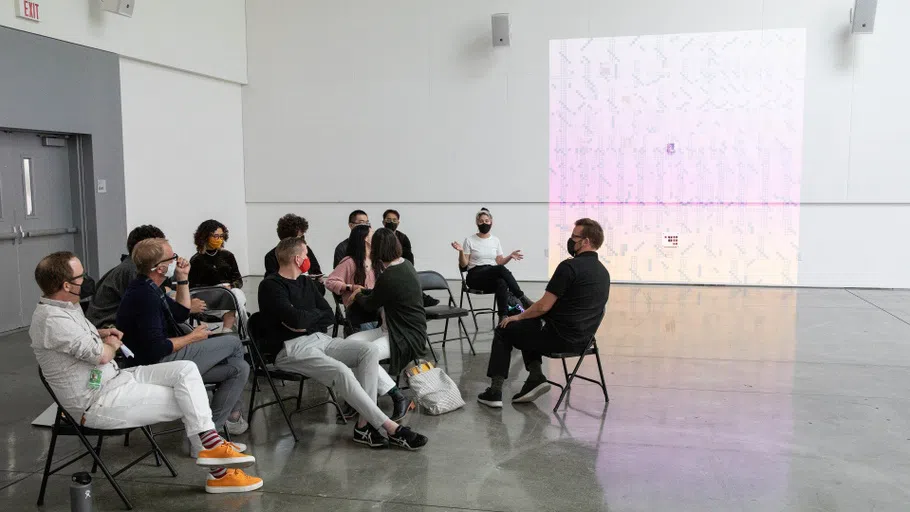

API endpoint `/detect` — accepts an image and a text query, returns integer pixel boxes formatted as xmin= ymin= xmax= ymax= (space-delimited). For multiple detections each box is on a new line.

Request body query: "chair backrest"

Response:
xmin=246 ymin=312 xmax=276 ymax=365
xmin=417 ymin=270 xmax=450 ymax=292
xmin=190 ymin=286 xmax=247 ymax=338
xmin=38 ymin=368 xmax=71 ymax=428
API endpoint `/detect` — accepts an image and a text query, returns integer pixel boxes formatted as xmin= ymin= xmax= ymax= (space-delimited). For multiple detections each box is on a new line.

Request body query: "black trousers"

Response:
xmin=486 ymin=318 xmax=577 ymax=379
xmin=466 ymin=265 xmax=524 ymax=316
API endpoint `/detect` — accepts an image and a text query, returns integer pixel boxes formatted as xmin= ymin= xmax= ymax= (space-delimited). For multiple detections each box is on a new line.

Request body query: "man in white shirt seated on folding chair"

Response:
xmin=477 ymin=218 xmax=611 ymax=408
xmin=29 ymin=251 xmax=263 ymax=494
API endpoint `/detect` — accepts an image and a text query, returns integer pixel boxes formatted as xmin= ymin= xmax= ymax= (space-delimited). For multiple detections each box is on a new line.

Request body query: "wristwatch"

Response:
xmin=176 ymin=280 xmax=189 ymax=286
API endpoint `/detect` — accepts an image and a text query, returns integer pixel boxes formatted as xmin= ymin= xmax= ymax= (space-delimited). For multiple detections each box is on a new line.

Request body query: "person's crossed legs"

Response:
xmin=275 ymin=333 xmax=427 ymax=450
xmin=466 ymin=265 xmax=534 ymax=318
xmin=160 ymin=334 xmax=250 ymax=435
xmin=478 ymin=318 xmax=575 ymax=408
xmin=81 ymin=360 xmax=262 ymax=493
xmin=345 ymin=327 xmax=415 ymax=421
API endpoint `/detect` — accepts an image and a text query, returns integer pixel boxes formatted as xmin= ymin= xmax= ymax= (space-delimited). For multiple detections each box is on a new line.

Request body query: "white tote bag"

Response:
xmin=406 ymin=362 xmax=465 ymax=415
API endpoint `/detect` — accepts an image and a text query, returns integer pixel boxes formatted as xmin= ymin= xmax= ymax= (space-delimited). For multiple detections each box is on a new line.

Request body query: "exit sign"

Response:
xmin=16 ymin=0 xmax=41 ymax=22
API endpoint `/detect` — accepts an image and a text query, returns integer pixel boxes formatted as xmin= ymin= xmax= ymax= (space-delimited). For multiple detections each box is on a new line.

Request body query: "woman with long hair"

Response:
xmin=325 ymin=224 xmax=380 ymax=331
xmin=188 ymin=219 xmax=247 ymax=332
xmin=352 ymin=228 xmax=429 ymax=386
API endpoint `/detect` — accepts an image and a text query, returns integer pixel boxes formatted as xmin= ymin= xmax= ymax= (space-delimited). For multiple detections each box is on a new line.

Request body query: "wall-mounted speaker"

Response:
xmin=492 ymin=13 xmax=511 ymax=47
xmin=850 ymin=0 xmax=877 ymax=34
xmin=100 ymin=0 xmax=135 ymax=18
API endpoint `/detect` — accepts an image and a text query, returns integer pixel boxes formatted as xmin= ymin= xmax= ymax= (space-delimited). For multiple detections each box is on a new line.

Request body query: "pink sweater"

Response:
xmin=325 ymin=256 xmax=376 ymax=306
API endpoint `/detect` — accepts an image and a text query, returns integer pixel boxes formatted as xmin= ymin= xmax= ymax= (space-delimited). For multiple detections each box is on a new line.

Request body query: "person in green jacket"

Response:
xmin=353 ymin=228 xmax=429 ymax=379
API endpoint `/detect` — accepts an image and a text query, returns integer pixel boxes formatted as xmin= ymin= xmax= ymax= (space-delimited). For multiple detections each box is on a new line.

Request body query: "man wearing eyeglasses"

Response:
xmin=116 ymin=238 xmax=251 ymax=453
xmin=333 ymin=209 xmax=370 ymax=268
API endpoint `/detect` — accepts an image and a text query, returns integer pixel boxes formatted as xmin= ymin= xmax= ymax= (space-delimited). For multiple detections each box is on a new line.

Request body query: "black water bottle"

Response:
xmin=70 ymin=472 xmax=93 ymax=512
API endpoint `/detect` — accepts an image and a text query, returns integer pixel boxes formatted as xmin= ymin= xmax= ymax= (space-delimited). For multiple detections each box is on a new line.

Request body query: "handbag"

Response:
xmin=406 ymin=361 xmax=465 ymax=415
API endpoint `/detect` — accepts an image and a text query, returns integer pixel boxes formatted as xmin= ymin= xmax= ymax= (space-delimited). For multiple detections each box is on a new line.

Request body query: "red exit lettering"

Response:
xmin=23 ymin=1 xmax=40 ymax=21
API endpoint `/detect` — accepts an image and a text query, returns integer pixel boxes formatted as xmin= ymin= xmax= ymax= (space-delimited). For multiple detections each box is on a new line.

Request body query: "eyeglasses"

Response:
xmin=67 ymin=273 xmax=86 ymax=284
xmin=209 ymin=233 xmax=226 ymax=239
xmin=570 ymin=234 xmax=586 ymax=241
xmin=154 ymin=254 xmax=178 ymax=266
xmin=383 ymin=219 xmax=399 ymax=224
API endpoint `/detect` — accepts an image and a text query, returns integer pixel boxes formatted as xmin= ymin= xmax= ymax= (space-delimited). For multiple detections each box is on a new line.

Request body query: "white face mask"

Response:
xmin=164 ymin=260 xmax=177 ymax=278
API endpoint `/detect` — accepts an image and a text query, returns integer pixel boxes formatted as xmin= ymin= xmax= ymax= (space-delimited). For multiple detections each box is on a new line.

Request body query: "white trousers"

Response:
xmin=346 ymin=327 xmax=395 ymax=393
xmin=82 ymin=361 xmax=215 ymax=437
xmin=275 ymin=333 xmax=390 ymax=429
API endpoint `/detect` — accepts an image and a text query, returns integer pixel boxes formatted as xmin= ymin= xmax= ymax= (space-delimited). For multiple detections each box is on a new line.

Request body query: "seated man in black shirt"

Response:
xmin=258 ymin=236 xmax=428 ymax=450
xmin=477 ymin=218 xmax=610 ymax=408
xmin=87 ymin=225 xmax=205 ymax=327
xmin=333 ymin=209 xmax=370 ymax=267
xmin=117 ymin=238 xmax=251 ymax=449
xmin=264 ymin=214 xmax=325 ymax=295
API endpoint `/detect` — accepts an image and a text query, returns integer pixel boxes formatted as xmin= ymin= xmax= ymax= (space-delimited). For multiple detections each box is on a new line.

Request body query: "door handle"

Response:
xmin=21 ymin=227 xmax=79 ymax=238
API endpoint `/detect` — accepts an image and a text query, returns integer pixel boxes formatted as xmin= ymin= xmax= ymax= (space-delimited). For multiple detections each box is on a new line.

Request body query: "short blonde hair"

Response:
xmin=132 ymin=238 xmax=168 ymax=274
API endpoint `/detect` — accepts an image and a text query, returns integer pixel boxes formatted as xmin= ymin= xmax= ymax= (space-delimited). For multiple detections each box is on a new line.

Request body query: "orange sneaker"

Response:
xmin=205 ymin=469 xmax=264 ymax=494
xmin=196 ymin=442 xmax=256 ymax=468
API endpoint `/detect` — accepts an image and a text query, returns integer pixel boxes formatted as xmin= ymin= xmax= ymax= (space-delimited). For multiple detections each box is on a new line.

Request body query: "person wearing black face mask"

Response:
xmin=477 ymin=218 xmax=611 ymax=409
xmin=383 ymin=209 xmax=438 ymax=308
xmin=450 ymin=208 xmax=533 ymax=320
xmin=382 ymin=209 xmax=414 ymax=264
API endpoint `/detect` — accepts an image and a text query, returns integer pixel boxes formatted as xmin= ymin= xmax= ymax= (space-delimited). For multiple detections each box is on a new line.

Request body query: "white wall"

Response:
xmin=0 ymin=0 xmax=247 ymax=83
xmin=120 ymin=58 xmax=250 ymax=274
xmin=243 ymin=0 xmax=907 ymax=287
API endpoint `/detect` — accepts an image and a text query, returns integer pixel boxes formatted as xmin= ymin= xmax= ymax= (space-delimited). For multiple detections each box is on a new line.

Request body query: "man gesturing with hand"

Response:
xmin=117 ymin=238 xmax=252 ymax=447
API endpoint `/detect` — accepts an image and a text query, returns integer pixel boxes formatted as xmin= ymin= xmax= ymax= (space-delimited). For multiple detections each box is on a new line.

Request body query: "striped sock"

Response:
xmin=210 ymin=467 xmax=227 ymax=479
xmin=198 ymin=429 xmax=223 ymax=450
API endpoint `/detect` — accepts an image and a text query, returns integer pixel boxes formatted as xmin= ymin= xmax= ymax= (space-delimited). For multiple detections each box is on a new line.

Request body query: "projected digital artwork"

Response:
xmin=549 ymin=29 xmax=806 ymax=285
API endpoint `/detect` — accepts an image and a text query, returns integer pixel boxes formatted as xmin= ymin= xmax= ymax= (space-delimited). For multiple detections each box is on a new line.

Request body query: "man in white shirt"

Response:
xmin=451 ymin=207 xmax=533 ymax=319
xmin=30 ymin=251 xmax=263 ymax=494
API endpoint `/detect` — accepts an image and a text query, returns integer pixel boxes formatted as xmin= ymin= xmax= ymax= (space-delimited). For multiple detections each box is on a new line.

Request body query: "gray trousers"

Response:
xmin=275 ymin=332 xmax=389 ymax=429
xmin=160 ymin=334 xmax=248 ymax=428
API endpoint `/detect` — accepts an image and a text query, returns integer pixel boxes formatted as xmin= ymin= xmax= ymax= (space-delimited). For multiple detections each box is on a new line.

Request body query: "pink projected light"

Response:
xmin=549 ymin=30 xmax=806 ymax=285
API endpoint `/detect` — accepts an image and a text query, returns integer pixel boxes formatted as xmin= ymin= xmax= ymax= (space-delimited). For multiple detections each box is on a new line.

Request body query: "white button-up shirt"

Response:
xmin=30 ymin=297 xmax=125 ymax=414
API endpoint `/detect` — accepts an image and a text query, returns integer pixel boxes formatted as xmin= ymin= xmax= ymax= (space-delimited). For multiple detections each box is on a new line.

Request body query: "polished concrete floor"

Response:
xmin=3 ymin=282 xmax=910 ymax=511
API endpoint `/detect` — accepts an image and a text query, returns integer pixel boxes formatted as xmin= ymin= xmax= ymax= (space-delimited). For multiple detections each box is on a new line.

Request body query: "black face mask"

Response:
xmin=384 ymin=222 xmax=398 ymax=231
xmin=67 ymin=275 xmax=96 ymax=299
xmin=567 ymin=238 xmax=578 ymax=257
xmin=477 ymin=223 xmax=492 ymax=234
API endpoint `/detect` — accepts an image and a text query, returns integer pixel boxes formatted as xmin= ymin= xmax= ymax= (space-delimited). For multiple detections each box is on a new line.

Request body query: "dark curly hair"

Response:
xmin=193 ymin=219 xmax=229 ymax=252
xmin=127 ymin=225 xmax=165 ymax=254
xmin=276 ymin=213 xmax=309 ymax=240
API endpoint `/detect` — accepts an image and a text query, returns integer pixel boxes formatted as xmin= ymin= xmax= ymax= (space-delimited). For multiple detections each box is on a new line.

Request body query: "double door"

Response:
xmin=0 ymin=131 xmax=78 ymax=332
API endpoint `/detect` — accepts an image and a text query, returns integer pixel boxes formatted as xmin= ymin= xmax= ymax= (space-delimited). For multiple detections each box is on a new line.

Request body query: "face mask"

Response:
xmin=78 ymin=275 xmax=96 ymax=299
xmin=164 ymin=260 xmax=177 ymax=278
xmin=567 ymin=238 xmax=578 ymax=257
xmin=384 ymin=222 xmax=398 ymax=231
xmin=298 ymin=257 xmax=311 ymax=274
xmin=207 ymin=237 xmax=224 ymax=250
xmin=478 ymin=223 xmax=492 ymax=234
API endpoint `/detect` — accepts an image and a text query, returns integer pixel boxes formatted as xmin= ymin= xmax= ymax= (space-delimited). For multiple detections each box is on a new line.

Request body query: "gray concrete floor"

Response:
xmin=2 ymin=282 xmax=910 ymax=511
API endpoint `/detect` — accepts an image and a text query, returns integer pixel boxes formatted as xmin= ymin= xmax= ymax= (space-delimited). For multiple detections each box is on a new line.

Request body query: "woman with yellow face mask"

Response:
xmin=188 ymin=219 xmax=246 ymax=332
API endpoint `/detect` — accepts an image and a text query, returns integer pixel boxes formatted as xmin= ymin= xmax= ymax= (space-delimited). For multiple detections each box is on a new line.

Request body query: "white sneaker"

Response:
xmin=188 ymin=435 xmax=246 ymax=458
xmin=225 ymin=415 xmax=249 ymax=435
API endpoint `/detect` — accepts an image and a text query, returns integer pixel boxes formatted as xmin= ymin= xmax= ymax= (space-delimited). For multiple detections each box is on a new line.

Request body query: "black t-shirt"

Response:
xmin=256 ymin=273 xmax=335 ymax=355
xmin=188 ymin=250 xmax=243 ymax=289
xmin=264 ymin=245 xmax=323 ymax=277
xmin=544 ymin=252 xmax=610 ymax=347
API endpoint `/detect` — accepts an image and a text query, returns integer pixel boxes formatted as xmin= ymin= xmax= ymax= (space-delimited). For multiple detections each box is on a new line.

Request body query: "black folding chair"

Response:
xmin=544 ymin=335 xmax=609 ymax=413
xmin=458 ymin=266 xmax=496 ymax=332
xmin=246 ymin=312 xmax=347 ymax=441
xmin=331 ymin=294 xmax=357 ymax=338
xmin=37 ymin=369 xmax=176 ymax=510
xmin=189 ymin=286 xmax=249 ymax=340
xmin=417 ymin=270 xmax=475 ymax=356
